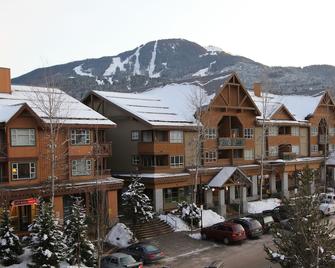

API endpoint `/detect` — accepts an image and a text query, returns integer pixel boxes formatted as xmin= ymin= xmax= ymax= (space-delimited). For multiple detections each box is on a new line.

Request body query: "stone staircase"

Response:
xmin=130 ymin=217 xmax=174 ymax=240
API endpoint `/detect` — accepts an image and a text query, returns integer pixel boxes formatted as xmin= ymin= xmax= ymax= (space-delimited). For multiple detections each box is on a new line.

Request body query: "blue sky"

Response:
xmin=1 ymin=0 xmax=335 ymax=77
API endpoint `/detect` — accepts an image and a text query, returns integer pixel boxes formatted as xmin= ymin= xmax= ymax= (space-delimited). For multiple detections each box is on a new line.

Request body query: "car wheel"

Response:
xmin=223 ymin=237 xmax=229 ymax=245
xmin=201 ymin=233 xmax=207 ymax=240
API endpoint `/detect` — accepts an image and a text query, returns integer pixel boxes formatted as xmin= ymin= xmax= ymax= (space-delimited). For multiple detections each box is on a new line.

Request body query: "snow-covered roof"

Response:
xmin=208 ymin=167 xmax=251 ymax=187
xmin=0 ymin=85 xmax=115 ymax=126
xmin=249 ymin=90 xmax=324 ymax=121
xmin=113 ymin=172 xmax=190 ymax=179
xmin=93 ymin=83 xmax=208 ymax=128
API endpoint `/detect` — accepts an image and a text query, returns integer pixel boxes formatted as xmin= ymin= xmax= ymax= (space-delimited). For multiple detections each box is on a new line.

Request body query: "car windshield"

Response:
xmin=321 ymin=199 xmax=331 ymax=204
xmin=144 ymin=244 xmax=159 ymax=253
xmin=120 ymin=255 xmax=136 ymax=265
xmin=263 ymin=216 xmax=273 ymax=224
xmin=250 ymin=219 xmax=262 ymax=228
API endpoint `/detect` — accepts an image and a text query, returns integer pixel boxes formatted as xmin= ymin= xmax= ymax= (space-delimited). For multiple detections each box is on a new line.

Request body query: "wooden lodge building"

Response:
xmin=84 ymin=73 xmax=335 ymax=217
xmin=0 ymin=67 xmax=122 ymax=232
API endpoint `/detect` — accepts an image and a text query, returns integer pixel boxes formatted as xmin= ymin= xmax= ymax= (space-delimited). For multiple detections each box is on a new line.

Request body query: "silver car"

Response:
xmin=101 ymin=252 xmax=143 ymax=268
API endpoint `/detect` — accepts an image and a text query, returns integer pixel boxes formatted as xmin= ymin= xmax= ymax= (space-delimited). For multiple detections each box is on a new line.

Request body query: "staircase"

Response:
xmin=130 ymin=217 xmax=174 ymax=240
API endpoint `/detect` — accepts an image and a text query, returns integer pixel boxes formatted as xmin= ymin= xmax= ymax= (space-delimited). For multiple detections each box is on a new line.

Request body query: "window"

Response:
xmin=131 ymin=131 xmax=140 ymax=141
xmin=72 ymin=159 xmax=92 ymax=176
xmin=11 ymin=129 xmax=35 ymax=146
xmin=243 ymin=128 xmax=254 ymax=139
xmin=204 ymin=151 xmax=217 ymax=162
xmin=142 ymin=131 xmax=153 ymax=142
xmin=205 ymin=128 xmax=217 ymax=139
xmin=311 ymin=127 xmax=318 ymax=136
xmin=71 ymin=129 xmax=90 ymax=145
xmin=170 ymin=155 xmax=184 ymax=167
xmin=155 ymin=131 xmax=168 ymax=142
xmin=11 ymin=162 xmax=36 ymax=180
xmin=131 ymin=155 xmax=140 ymax=165
xmin=329 ymin=128 xmax=335 ymax=137
xmin=292 ymin=145 xmax=300 ymax=155
xmin=244 ymin=149 xmax=254 ymax=160
xmin=329 ymin=144 xmax=335 ymax=152
xmin=311 ymin=144 xmax=319 ymax=153
xmin=291 ymin=127 xmax=299 ymax=136
xmin=269 ymin=146 xmax=278 ymax=157
xmin=142 ymin=155 xmax=168 ymax=167
xmin=268 ymin=126 xmax=278 ymax=136
xmin=170 ymin=130 xmax=183 ymax=143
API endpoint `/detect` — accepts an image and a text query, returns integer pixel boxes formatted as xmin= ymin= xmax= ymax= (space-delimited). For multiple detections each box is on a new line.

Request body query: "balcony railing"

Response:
xmin=92 ymin=142 xmax=112 ymax=156
xmin=319 ymin=135 xmax=328 ymax=144
xmin=218 ymin=137 xmax=245 ymax=149
xmin=0 ymin=143 xmax=7 ymax=158
xmin=280 ymin=152 xmax=296 ymax=160
xmin=94 ymin=169 xmax=111 ymax=176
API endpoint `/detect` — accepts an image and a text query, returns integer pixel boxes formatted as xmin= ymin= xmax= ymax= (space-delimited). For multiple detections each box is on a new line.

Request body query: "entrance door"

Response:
xmin=19 ymin=205 xmax=32 ymax=231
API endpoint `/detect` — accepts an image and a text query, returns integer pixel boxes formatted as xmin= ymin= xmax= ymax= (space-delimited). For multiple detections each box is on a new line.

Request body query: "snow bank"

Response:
xmin=158 ymin=213 xmax=190 ymax=232
xmin=188 ymin=233 xmax=201 ymax=240
xmin=247 ymin=198 xmax=281 ymax=214
xmin=201 ymin=209 xmax=225 ymax=227
xmin=105 ymin=223 xmax=136 ymax=248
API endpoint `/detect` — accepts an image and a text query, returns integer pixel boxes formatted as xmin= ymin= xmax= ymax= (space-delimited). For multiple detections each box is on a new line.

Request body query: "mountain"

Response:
xmin=12 ymin=38 xmax=335 ymax=99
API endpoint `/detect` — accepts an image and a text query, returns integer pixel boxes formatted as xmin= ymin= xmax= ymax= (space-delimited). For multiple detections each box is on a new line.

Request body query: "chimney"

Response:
xmin=0 ymin=67 xmax=11 ymax=94
xmin=253 ymin=82 xmax=262 ymax=97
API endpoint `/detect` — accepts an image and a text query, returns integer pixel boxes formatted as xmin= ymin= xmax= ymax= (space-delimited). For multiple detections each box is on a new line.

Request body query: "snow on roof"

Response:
xmin=249 ymin=90 xmax=323 ymax=121
xmin=93 ymin=83 xmax=209 ymax=128
xmin=208 ymin=167 xmax=237 ymax=187
xmin=113 ymin=172 xmax=190 ymax=179
xmin=0 ymin=85 xmax=115 ymax=126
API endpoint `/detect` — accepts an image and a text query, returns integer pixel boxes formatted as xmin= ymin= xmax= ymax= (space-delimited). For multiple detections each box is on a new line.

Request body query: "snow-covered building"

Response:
xmin=0 ymin=67 xmax=123 ymax=233
xmin=84 ymin=72 xmax=335 ymax=217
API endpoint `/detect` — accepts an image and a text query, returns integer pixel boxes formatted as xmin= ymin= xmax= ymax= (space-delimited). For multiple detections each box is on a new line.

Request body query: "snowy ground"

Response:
xmin=247 ymin=198 xmax=281 ymax=214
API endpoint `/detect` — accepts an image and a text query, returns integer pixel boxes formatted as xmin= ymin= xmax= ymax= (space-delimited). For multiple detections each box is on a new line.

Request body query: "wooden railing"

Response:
xmin=92 ymin=142 xmax=112 ymax=156
xmin=218 ymin=137 xmax=245 ymax=149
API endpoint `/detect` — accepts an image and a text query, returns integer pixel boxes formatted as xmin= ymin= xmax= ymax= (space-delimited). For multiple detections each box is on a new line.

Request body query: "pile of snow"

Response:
xmin=247 ymin=198 xmax=281 ymax=214
xmin=188 ymin=233 xmax=201 ymax=240
xmin=201 ymin=209 xmax=225 ymax=228
xmin=159 ymin=213 xmax=190 ymax=232
xmin=105 ymin=223 xmax=136 ymax=248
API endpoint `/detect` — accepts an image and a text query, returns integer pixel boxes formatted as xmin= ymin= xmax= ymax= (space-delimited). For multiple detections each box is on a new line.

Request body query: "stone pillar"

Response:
xmin=218 ymin=189 xmax=226 ymax=216
xmin=241 ymin=186 xmax=248 ymax=214
xmin=270 ymin=173 xmax=277 ymax=194
xmin=281 ymin=172 xmax=289 ymax=198
xmin=251 ymin=176 xmax=258 ymax=198
xmin=154 ymin=188 xmax=163 ymax=213
xmin=53 ymin=196 xmax=64 ymax=223
xmin=107 ymin=190 xmax=118 ymax=224
xmin=229 ymin=185 xmax=236 ymax=204
xmin=204 ymin=189 xmax=213 ymax=208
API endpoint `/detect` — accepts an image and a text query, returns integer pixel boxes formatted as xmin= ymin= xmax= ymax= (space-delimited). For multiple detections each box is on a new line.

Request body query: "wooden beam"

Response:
xmin=220 ymin=92 xmax=229 ymax=105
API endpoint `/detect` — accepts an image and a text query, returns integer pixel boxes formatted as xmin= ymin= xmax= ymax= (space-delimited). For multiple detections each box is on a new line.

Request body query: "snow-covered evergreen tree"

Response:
xmin=122 ymin=176 xmax=154 ymax=224
xmin=28 ymin=200 xmax=65 ymax=268
xmin=264 ymin=167 xmax=335 ymax=267
xmin=64 ymin=197 xmax=96 ymax=267
xmin=176 ymin=201 xmax=201 ymax=227
xmin=0 ymin=207 xmax=23 ymax=266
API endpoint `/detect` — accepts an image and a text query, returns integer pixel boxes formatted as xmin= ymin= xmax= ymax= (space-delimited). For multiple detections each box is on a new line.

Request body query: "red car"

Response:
xmin=201 ymin=222 xmax=246 ymax=244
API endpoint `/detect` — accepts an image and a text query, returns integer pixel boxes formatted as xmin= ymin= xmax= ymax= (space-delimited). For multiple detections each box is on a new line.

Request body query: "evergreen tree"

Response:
xmin=28 ymin=200 xmax=65 ymax=268
xmin=0 ymin=206 xmax=23 ymax=266
xmin=64 ymin=197 xmax=96 ymax=267
xmin=264 ymin=167 xmax=335 ymax=267
xmin=122 ymin=176 xmax=154 ymax=224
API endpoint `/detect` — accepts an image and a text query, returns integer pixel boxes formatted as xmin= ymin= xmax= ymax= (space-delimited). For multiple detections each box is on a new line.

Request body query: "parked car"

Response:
xmin=246 ymin=213 xmax=274 ymax=233
xmin=319 ymin=199 xmax=335 ymax=216
xmin=201 ymin=221 xmax=246 ymax=245
xmin=101 ymin=253 xmax=143 ymax=268
xmin=204 ymin=260 xmax=224 ymax=268
xmin=229 ymin=217 xmax=263 ymax=238
xmin=119 ymin=242 xmax=164 ymax=264
xmin=263 ymin=205 xmax=289 ymax=222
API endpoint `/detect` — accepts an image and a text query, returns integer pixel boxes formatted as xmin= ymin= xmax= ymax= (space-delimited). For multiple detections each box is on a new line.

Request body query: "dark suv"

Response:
xmin=229 ymin=217 xmax=263 ymax=238
xmin=263 ymin=205 xmax=289 ymax=222
xmin=201 ymin=222 xmax=246 ymax=245
xmin=247 ymin=213 xmax=274 ymax=233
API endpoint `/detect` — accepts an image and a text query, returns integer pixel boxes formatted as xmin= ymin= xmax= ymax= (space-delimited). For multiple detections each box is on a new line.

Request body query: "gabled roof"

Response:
xmin=208 ymin=167 xmax=251 ymax=188
xmin=91 ymin=84 xmax=202 ymax=128
xmin=0 ymin=85 xmax=115 ymax=127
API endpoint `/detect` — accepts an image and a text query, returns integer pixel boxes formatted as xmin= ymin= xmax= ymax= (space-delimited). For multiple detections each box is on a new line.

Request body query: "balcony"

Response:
xmin=319 ymin=135 xmax=328 ymax=144
xmin=280 ymin=152 xmax=296 ymax=160
xmin=0 ymin=143 xmax=7 ymax=160
xmin=218 ymin=137 xmax=245 ymax=149
xmin=92 ymin=142 xmax=112 ymax=156
xmin=94 ymin=169 xmax=111 ymax=176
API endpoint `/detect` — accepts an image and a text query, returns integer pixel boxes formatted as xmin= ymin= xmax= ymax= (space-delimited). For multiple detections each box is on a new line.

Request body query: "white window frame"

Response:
xmin=329 ymin=128 xmax=335 ymax=137
xmin=170 ymin=155 xmax=184 ymax=167
xmin=11 ymin=162 xmax=36 ymax=180
xmin=205 ymin=128 xmax=217 ymax=139
xmin=268 ymin=126 xmax=278 ymax=136
xmin=329 ymin=144 xmax=335 ymax=152
xmin=204 ymin=151 xmax=217 ymax=163
xmin=169 ymin=130 xmax=183 ymax=143
xmin=292 ymin=145 xmax=300 ymax=155
xmin=243 ymin=128 xmax=254 ymax=139
xmin=71 ymin=129 xmax=90 ymax=145
xmin=10 ymin=129 xmax=36 ymax=146
xmin=291 ymin=127 xmax=300 ymax=136
xmin=244 ymin=149 xmax=254 ymax=160
xmin=311 ymin=144 xmax=319 ymax=153
xmin=131 ymin=155 xmax=140 ymax=165
xmin=71 ymin=159 xmax=92 ymax=176
xmin=311 ymin=127 xmax=318 ymax=136
xmin=269 ymin=146 xmax=278 ymax=157
xmin=131 ymin=131 xmax=140 ymax=141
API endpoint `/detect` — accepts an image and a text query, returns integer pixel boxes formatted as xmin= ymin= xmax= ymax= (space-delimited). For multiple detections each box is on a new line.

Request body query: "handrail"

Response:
xmin=165 ymin=213 xmax=177 ymax=230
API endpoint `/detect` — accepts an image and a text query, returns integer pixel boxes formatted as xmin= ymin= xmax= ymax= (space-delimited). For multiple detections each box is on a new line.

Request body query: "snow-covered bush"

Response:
xmin=122 ymin=176 xmax=154 ymax=224
xmin=105 ymin=223 xmax=137 ymax=248
xmin=176 ymin=201 xmax=201 ymax=227
xmin=0 ymin=207 xmax=23 ymax=266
